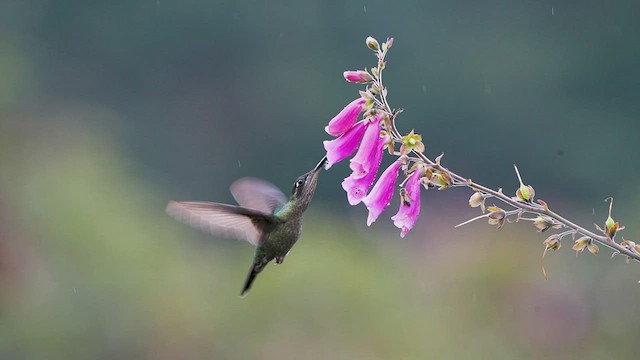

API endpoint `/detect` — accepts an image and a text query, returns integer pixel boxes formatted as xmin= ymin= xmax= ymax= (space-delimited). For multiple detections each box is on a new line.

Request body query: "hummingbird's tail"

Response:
xmin=240 ymin=261 xmax=263 ymax=297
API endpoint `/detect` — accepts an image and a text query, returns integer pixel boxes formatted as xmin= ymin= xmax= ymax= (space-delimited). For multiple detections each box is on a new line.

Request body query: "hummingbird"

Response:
xmin=166 ymin=156 xmax=327 ymax=296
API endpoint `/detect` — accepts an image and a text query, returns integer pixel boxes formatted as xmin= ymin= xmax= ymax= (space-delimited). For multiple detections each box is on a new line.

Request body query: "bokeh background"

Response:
xmin=1 ymin=1 xmax=639 ymax=359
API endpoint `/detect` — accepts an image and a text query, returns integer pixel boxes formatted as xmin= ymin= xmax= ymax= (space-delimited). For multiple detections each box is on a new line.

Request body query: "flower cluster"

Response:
xmin=322 ymin=37 xmax=424 ymax=237
xmin=319 ymin=36 xmax=640 ymax=268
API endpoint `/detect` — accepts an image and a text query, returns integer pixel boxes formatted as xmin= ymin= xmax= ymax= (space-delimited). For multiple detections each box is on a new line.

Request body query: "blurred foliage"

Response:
xmin=1 ymin=1 xmax=639 ymax=359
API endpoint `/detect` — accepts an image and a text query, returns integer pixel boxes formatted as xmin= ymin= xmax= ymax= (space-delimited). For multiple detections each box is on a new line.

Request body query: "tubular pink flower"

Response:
xmin=323 ymin=120 xmax=367 ymax=169
xmin=325 ymin=97 xmax=367 ymax=136
xmin=343 ymin=70 xmax=373 ymax=83
xmin=349 ymin=115 xmax=383 ymax=179
xmin=362 ymin=160 xmax=402 ymax=226
xmin=391 ymin=170 xmax=422 ymax=237
xmin=341 ymin=136 xmax=385 ymax=205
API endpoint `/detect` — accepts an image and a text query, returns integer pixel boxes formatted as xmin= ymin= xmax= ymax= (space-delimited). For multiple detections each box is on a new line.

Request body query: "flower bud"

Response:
xmin=516 ymin=184 xmax=535 ymax=202
xmin=366 ymin=36 xmax=380 ymax=51
xmin=468 ymin=192 xmax=485 ymax=212
xmin=513 ymin=165 xmax=535 ymax=202
xmin=325 ymin=97 xmax=367 ymax=136
xmin=532 ymin=216 xmax=560 ymax=232
xmin=381 ymin=40 xmax=393 ymax=52
xmin=430 ymin=171 xmax=451 ymax=190
xmin=370 ymin=83 xmax=382 ymax=94
xmin=604 ymin=215 xmax=621 ymax=239
xmin=343 ymin=70 xmax=373 ymax=84
xmin=358 ymin=90 xmax=374 ymax=101
xmin=601 ymin=198 xmax=624 ymax=239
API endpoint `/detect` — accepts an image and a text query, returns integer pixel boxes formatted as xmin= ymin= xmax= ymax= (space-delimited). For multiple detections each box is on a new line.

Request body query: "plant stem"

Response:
xmin=372 ymin=52 xmax=640 ymax=263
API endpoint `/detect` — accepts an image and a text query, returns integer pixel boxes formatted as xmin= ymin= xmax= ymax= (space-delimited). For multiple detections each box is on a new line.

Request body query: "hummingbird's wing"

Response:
xmin=230 ymin=178 xmax=287 ymax=214
xmin=166 ymin=201 xmax=280 ymax=246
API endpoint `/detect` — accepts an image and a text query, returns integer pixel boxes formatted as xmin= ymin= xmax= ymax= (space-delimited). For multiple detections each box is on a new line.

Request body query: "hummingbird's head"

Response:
xmin=291 ymin=156 xmax=327 ymax=207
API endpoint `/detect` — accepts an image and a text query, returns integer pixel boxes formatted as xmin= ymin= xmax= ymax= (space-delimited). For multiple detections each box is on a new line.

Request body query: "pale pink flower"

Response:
xmin=391 ymin=170 xmax=422 ymax=237
xmin=362 ymin=160 xmax=402 ymax=226
xmin=325 ymin=97 xmax=367 ymax=136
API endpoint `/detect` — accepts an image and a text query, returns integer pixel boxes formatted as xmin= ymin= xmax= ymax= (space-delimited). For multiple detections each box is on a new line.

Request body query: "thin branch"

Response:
xmin=369 ymin=40 xmax=639 ymax=263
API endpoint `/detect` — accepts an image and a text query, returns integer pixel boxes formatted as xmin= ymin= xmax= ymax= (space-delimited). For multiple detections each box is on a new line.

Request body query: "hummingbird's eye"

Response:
xmin=292 ymin=178 xmax=305 ymax=195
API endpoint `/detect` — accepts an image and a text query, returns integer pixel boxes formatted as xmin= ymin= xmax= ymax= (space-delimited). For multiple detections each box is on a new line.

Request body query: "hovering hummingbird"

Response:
xmin=166 ymin=156 xmax=327 ymax=296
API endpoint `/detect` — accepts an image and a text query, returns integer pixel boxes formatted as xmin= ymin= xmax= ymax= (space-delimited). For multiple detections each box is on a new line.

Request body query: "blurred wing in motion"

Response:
xmin=166 ymin=201 xmax=279 ymax=246
xmin=230 ymin=178 xmax=287 ymax=214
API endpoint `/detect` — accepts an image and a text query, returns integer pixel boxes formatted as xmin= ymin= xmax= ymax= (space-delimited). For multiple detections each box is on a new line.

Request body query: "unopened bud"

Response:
xmin=469 ymin=192 xmax=485 ymax=212
xmin=343 ymin=70 xmax=373 ymax=84
xmin=430 ymin=171 xmax=451 ymax=189
xmin=532 ymin=216 xmax=559 ymax=232
xmin=513 ymin=165 xmax=535 ymax=202
xmin=602 ymin=198 xmax=624 ymax=239
xmin=366 ymin=36 xmax=380 ymax=51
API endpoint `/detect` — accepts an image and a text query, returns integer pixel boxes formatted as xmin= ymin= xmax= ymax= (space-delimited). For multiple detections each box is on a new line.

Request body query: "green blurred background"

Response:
xmin=1 ymin=1 xmax=639 ymax=359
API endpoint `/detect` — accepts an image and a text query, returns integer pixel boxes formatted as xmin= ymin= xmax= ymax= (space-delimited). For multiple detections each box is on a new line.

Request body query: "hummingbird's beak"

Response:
xmin=313 ymin=155 xmax=328 ymax=173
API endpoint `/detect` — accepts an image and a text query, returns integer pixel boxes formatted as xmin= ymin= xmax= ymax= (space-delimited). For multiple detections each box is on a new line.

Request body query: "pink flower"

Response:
xmin=325 ymin=97 xmax=367 ymax=136
xmin=349 ymin=115 xmax=382 ymax=179
xmin=362 ymin=160 xmax=402 ymax=226
xmin=391 ymin=170 xmax=422 ymax=237
xmin=323 ymin=120 xmax=367 ymax=169
xmin=343 ymin=70 xmax=373 ymax=84
xmin=341 ymin=136 xmax=385 ymax=205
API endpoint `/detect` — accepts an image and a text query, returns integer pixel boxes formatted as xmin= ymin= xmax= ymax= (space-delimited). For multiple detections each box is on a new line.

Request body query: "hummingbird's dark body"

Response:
xmin=167 ymin=157 xmax=326 ymax=296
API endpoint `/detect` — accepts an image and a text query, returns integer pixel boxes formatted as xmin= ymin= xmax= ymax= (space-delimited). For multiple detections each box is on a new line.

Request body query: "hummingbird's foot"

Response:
xmin=275 ymin=256 xmax=285 ymax=264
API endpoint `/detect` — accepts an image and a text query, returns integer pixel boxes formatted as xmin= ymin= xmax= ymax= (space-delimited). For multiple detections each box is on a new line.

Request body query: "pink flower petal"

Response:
xmin=323 ymin=120 xmax=367 ymax=169
xmin=341 ymin=136 xmax=385 ymax=205
xmin=349 ymin=114 xmax=383 ymax=179
xmin=343 ymin=70 xmax=373 ymax=83
xmin=362 ymin=160 xmax=402 ymax=226
xmin=391 ymin=170 xmax=422 ymax=237
xmin=325 ymin=98 xmax=366 ymax=136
